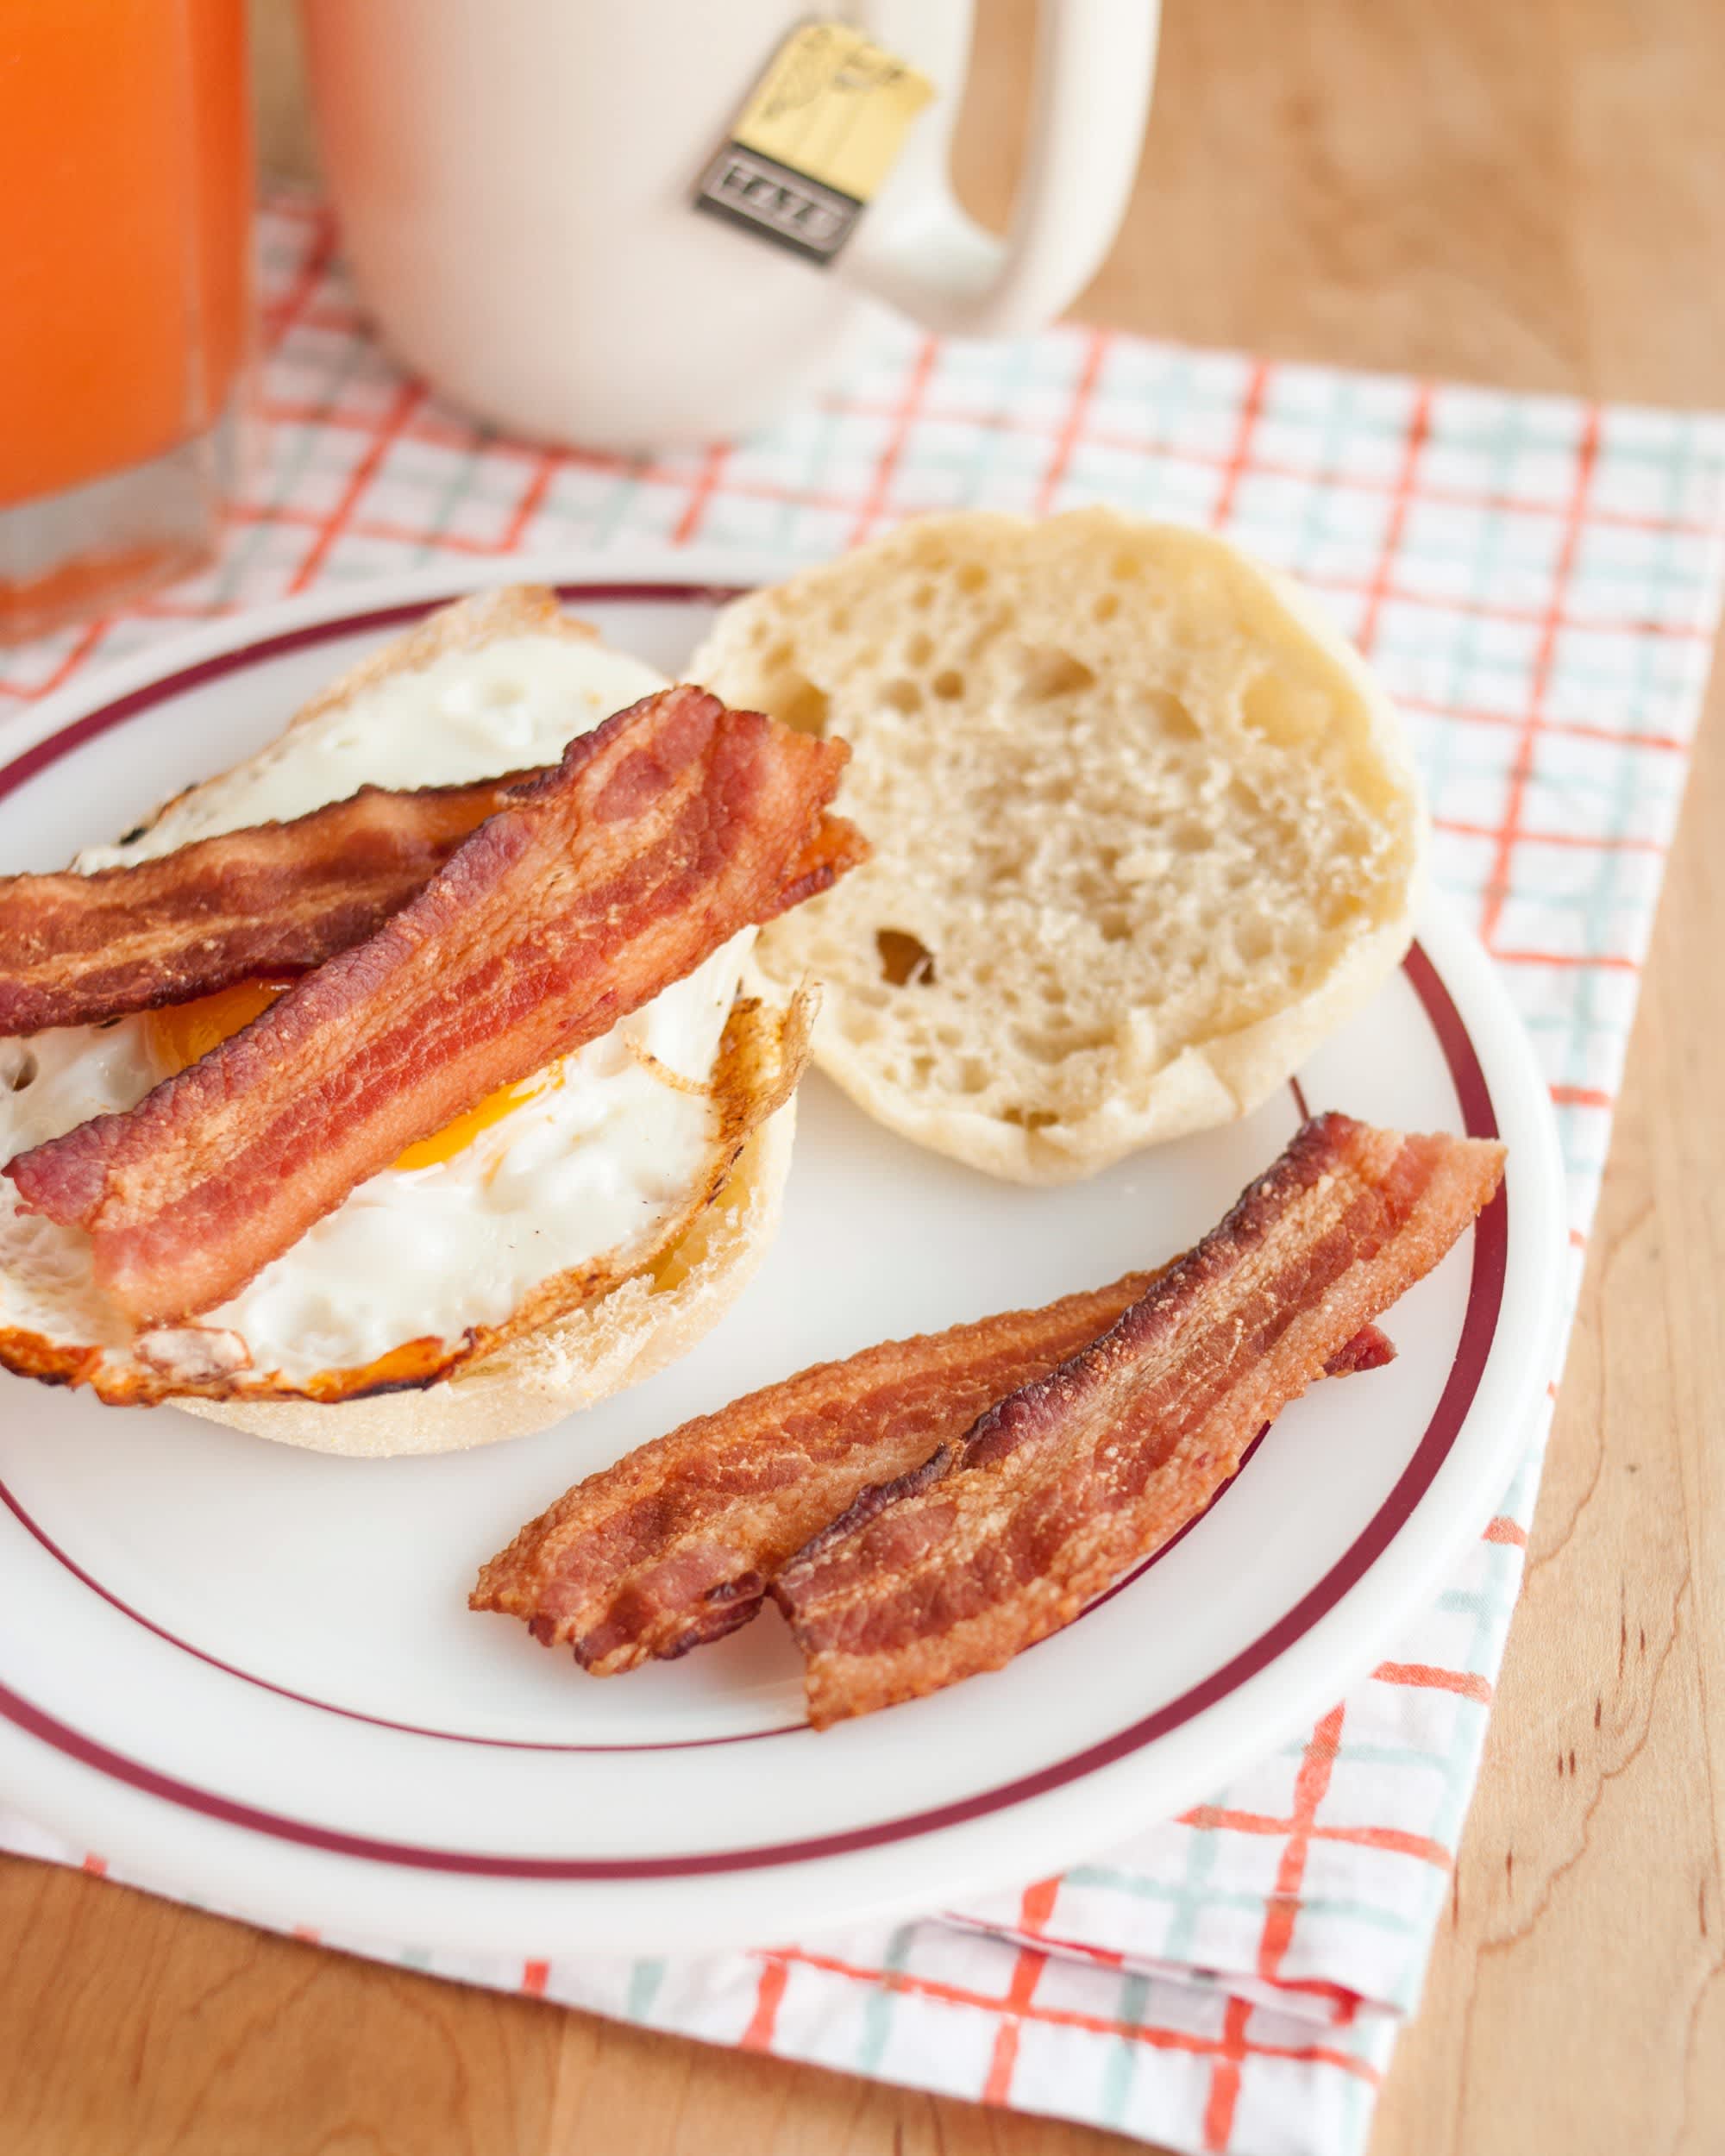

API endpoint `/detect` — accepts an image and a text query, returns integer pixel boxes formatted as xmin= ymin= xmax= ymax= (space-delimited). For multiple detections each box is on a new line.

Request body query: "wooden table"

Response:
xmin=4 ymin=3 xmax=1721 ymax=2148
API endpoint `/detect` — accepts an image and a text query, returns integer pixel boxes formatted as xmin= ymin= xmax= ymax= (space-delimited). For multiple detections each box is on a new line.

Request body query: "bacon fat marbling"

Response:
xmin=774 ymin=1114 xmax=1504 ymax=1727
xmin=0 ymin=775 xmax=543 ymax=1037
xmin=5 ymin=687 xmax=862 ymax=1325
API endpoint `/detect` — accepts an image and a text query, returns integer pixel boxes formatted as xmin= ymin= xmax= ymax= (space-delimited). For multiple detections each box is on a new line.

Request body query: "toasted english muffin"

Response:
xmin=691 ymin=511 xmax=1426 ymax=1184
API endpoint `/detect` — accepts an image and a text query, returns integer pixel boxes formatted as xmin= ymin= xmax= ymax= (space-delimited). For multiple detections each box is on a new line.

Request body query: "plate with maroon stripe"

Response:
xmin=0 ymin=559 xmax=1565 ymax=1954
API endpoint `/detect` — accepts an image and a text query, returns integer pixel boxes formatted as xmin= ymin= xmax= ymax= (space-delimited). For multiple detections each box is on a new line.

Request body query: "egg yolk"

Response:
xmin=145 ymin=979 xmax=556 ymax=1171
xmin=147 ymin=975 xmax=291 ymax=1069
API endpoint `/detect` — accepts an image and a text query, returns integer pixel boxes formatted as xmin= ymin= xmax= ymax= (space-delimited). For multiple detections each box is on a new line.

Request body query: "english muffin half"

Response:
xmin=692 ymin=511 xmax=1426 ymax=1182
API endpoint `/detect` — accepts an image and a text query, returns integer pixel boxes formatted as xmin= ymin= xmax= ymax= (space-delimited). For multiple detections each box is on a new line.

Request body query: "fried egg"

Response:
xmin=0 ymin=617 xmax=767 ymax=1402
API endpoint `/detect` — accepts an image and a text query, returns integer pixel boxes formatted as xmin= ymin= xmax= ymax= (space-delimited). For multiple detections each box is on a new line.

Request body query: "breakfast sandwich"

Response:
xmin=0 ymin=586 xmax=863 ymax=1455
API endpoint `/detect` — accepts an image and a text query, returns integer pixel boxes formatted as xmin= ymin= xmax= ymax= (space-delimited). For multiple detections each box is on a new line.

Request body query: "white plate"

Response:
xmin=0 ymin=557 xmax=1565 ymax=1955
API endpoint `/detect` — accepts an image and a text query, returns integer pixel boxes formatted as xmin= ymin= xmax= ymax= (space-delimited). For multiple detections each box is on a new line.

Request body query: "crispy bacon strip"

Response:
xmin=471 ymin=1263 xmax=1393 ymax=1677
xmin=774 ymin=1114 xmax=1505 ymax=1727
xmin=0 ymin=774 xmax=541 ymax=1036
xmin=5 ymin=688 xmax=863 ymax=1326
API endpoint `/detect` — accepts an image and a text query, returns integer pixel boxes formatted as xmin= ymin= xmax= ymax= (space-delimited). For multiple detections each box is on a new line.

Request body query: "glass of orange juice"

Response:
xmin=0 ymin=0 xmax=253 ymax=642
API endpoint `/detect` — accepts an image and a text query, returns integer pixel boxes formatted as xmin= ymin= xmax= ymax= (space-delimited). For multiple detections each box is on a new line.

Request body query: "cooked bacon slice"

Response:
xmin=5 ymin=687 xmax=862 ymax=1326
xmin=0 ymin=774 xmax=540 ymax=1036
xmin=774 ymin=1114 xmax=1505 ymax=1727
xmin=1326 ymin=1324 xmax=1396 ymax=1377
xmin=471 ymin=1260 xmax=1393 ymax=1677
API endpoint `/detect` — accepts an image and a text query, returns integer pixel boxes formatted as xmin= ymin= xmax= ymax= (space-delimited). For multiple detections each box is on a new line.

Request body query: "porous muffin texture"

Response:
xmin=691 ymin=511 xmax=1425 ymax=1182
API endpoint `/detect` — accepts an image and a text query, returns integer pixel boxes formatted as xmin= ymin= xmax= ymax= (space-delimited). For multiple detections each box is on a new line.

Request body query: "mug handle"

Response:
xmin=842 ymin=0 xmax=1160 ymax=335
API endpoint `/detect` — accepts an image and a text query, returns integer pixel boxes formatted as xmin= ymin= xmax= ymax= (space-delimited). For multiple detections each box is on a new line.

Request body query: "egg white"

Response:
xmin=0 ymin=631 xmax=755 ymax=1387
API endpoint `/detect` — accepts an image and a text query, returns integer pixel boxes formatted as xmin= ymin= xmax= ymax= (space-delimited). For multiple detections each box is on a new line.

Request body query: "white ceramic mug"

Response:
xmin=298 ymin=0 xmax=1159 ymax=451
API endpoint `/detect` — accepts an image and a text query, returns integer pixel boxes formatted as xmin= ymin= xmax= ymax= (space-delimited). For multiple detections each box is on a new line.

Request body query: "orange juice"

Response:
xmin=0 ymin=0 xmax=251 ymax=630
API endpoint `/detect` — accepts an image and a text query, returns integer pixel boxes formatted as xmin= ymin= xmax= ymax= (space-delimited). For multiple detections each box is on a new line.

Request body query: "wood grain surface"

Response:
xmin=3 ymin=2 xmax=1722 ymax=2150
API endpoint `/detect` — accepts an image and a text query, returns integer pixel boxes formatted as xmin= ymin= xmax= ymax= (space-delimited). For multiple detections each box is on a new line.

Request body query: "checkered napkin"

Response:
xmin=3 ymin=197 xmax=1723 ymax=2156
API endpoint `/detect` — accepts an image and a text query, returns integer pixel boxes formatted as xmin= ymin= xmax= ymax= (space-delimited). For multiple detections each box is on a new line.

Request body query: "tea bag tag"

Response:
xmin=694 ymin=22 xmax=935 ymax=266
